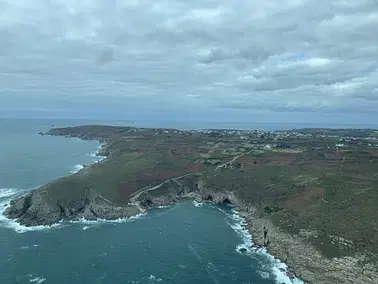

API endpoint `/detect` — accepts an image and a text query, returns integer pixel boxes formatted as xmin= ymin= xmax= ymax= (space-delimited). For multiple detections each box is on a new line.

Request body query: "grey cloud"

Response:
xmin=0 ymin=0 xmax=377 ymax=119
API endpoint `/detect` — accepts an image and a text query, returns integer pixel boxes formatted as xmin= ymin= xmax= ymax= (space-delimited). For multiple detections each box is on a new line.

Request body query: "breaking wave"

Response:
xmin=148 ymin=275 xmax=163 ymax=282
xmin=0 ymin=187 xmax=61 ymax=233
xmin=27 ymin=275 xmax=46 ymax=284
xmin=69 ymin=164 xmax=84 ymax=174
xmin=222 ymin=208 xmax=304 ymax=284
xmin=192 ymin=200 xmax=203 ymax=207
xmin=88 ymin=145 xmax=106 ymax=163
xmin=0 ymin=142 xmax=110 ymax=233
xmin=0 ymin=188 xmax=20 ymax=199
xmin=69 ymin=213 xmax=145 ymax=230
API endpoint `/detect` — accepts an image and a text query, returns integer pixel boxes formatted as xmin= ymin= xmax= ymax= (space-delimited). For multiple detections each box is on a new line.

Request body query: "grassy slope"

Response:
xmin=42 ymin=126 xmax=378 ymax=261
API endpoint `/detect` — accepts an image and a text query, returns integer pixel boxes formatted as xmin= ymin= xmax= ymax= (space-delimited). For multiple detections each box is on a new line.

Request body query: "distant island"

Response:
xmin=5 ymin=125 xmax=378 ymax=283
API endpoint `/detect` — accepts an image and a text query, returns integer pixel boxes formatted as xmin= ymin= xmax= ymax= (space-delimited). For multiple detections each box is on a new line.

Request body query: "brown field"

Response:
xmin=282 ymin=187 xmax=326 ymax=213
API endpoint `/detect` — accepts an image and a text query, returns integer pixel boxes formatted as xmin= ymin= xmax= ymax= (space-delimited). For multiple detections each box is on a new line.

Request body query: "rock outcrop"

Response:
xmin=4 ymin=174 xmax=378 ymax=284
xmin=5 ymin=192 xmax=62 ymax=226
xmin=4 ymin=188 xmax=140 ymax=226
xmin=133 ymin=178 xmax=378 ymax=284
xmin=244 ymin=215 xmax=378 ymax=284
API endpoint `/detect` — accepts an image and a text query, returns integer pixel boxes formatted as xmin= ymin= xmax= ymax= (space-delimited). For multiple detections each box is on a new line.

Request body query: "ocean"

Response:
xmin=0 ymin=118 xmax=303 ymax=284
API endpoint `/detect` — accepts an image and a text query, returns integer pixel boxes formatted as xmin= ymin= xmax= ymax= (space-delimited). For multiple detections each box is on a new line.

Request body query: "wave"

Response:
xmin=192 ymin=200 xmax=203 ymax=207
xmin=0 ymin=208 xmax=62 ymax=234
xmin=156 ymin=205 xmax=171 ymax=209
xmin=0 ymin=143 xmax=110 ymax=233
xmin=73 ymin=144 xmax=107 ymax=173
xmin=19 ymin=244 xmax=40 ymax=250
xmin=222 ymin=208 xmax=304 ymax=284
xmin=148 ymin=275 xmax=163 ymax=282
xmin=87 ymin=147 xmax=106 ymax=164
xmin=94 ymin=155 xmax=106 ymax=163
xmin=0 ymin=188 xmax=144 ymax=233
xmin=0 ymin=187 xmax=62 ymax=233
xmin=28 ymin=275 xmax=46 ymax=284
xmin=69 ymin=213 xmax=145 ymax=226
xmin=89 ymin=151 xmax=97 ymax=157
xmin=88 ymin=149 xmax=104 ymax=159
xmin=73 ymin=213 xmax=145 ymax=231
xmin=0 ymin=188 xmax=21 ymax=199
xmin=69 ymin=164 xmax=84 ymax=174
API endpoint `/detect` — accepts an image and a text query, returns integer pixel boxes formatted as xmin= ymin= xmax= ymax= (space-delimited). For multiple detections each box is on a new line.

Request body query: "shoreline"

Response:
xmin=238 ymin=208 xmax=378 ymax=284
xmin=0 ymin=140 xmax=108 ymax=233
xmin=177 ymin=189 xmax=378 ymax=284
xmin=0 ymin=192 xmax=303 ymax=284
xmin=219 ymin=205 xmax=304 ymax=284
xmin=4 ymin=127 xmax=378 ymax=283
xmin=3 ymin=183 xmax=378 ymax=283
xmin=129 ymin=183 xmax=306 ymax=283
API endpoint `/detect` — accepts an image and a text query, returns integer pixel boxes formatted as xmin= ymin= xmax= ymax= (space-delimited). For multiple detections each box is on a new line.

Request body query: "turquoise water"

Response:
xmin=0 ymin=118 xmax=302 ymax=284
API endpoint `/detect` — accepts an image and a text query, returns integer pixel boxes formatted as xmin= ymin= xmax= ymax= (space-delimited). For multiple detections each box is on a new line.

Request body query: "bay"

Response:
xmin=0 ymin=118 xmax=301 ymax=284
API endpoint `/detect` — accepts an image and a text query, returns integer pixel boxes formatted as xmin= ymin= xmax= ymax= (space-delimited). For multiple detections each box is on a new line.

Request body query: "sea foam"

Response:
xmin=72 ymin=144 xmax=106 ymax=173
xmin=0 ymin=188 xmax=20 ymax=199
xmin=69 ymin=164 xmax=84 ymax=174
xmin=0 ymin=201 xmax=62 ymax=234
xmin=28 ymin=275 xmax=46 ymax=284
xmin=148 ymin=275 xmax=162 ymax=282
xmin=192 ymin=200 xmax=203 ymax=207
xmin=0 ymin=186 xmax=65 ymax=234
xmin=0 ymin=188 xmax=64 ymax=233
xmin=156 ymin=205 xmax=171 ymax=209
xmin=90 ymin=145 xmax=106 ymax=163
xmin=0 ymin=143 xmax=110 ymax=233
xmin=222 ymin=208 xmax=304 ymax=284
xmin=69 ymin=213 xmax=145 ymax=226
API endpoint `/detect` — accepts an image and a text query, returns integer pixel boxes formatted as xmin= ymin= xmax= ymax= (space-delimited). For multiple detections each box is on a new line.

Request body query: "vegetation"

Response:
xmin=42 ymin=125 xmax=378 ymax=261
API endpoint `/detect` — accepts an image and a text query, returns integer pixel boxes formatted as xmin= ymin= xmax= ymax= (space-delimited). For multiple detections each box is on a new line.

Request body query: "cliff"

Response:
xmin=4 ymin=125 xmax=378 ymax=283
xmin=6 ymin=174 xmax=378 ymax=283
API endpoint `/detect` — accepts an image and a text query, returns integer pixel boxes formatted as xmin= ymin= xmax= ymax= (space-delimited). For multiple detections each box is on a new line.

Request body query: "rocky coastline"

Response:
xmin=5 ymin=172 xmax=378 ymax=283
xmin=4 ymin=126 xmax=378 ymax=284
xmin=135 ymin=179 xmax=378 ymax=284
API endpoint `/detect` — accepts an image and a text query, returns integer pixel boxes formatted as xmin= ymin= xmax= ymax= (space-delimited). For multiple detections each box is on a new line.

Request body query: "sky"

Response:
xmin=0 ymin=0 xmax=378 ymax=125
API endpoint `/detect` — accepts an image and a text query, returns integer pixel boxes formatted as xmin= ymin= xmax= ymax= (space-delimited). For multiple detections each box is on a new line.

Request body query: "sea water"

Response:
xmin=0 ymin=118 xmax=302 ymax=284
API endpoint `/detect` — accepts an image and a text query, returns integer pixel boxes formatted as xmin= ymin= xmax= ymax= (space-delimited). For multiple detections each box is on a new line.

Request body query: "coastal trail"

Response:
xmin=215 ymin=150 xmax=252 ymax=171
xmin=130 ymin=151 xmax=251 ymax=205
xmin=129 ymin=172 xmax=203 ymax=204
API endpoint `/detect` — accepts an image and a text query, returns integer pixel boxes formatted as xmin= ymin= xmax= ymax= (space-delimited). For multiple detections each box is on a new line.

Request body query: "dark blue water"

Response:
xmin=0 ymin=118 xmax=302 ymax=284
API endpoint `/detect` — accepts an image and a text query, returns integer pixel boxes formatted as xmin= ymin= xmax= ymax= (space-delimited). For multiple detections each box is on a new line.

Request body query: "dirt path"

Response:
xmin=215 ymin=151 xmax=251 ymax=170
xmin=129 ymin=172 xmax=202 ymax=203
xmin=130 ymin=151 xmax=250 ymax=206
xmin=340 ymin=155 xmax=346 ymax=171
xmin=97 ymin=193 xmax=115 ymax=204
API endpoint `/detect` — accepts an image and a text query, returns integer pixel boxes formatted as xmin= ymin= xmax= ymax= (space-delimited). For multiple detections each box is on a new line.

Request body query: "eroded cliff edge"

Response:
xmin=5 ymin=125 xmax=378 ymax=283
xmin=5 ymin=174 xmax=378 ymax=284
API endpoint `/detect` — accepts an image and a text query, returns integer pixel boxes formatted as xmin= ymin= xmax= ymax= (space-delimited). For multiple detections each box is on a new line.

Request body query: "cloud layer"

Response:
xmin=1 ymin=0 xmax=377 ymax=120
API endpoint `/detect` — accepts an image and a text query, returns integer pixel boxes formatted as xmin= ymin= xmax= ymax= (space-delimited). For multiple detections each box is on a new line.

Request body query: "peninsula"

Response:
xmin=5 ymin=125 xmax=378 ymax=283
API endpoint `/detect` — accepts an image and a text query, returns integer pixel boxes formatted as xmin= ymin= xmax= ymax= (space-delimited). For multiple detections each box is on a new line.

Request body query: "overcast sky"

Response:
xmin=0 ymin=0 xmax=377 ymax=124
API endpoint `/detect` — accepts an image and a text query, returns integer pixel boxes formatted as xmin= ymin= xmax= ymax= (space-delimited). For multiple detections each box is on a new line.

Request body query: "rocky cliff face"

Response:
xmin=4 ymin=176 xmax=235 ymax=225
xmin=4 ymin=187 xmax=140 ymax=225
xmin=135 ymin=177 xmax=237 ymax=208
xmin=137 ymin=178 xmax=378 ymax=284
xmin=245 ymin=215 xmax=378 ymax=284
xmin=5 ymin=191 xmax=62 ymax=226
xmin=4 ymin=177 xmax=378 ymax=284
